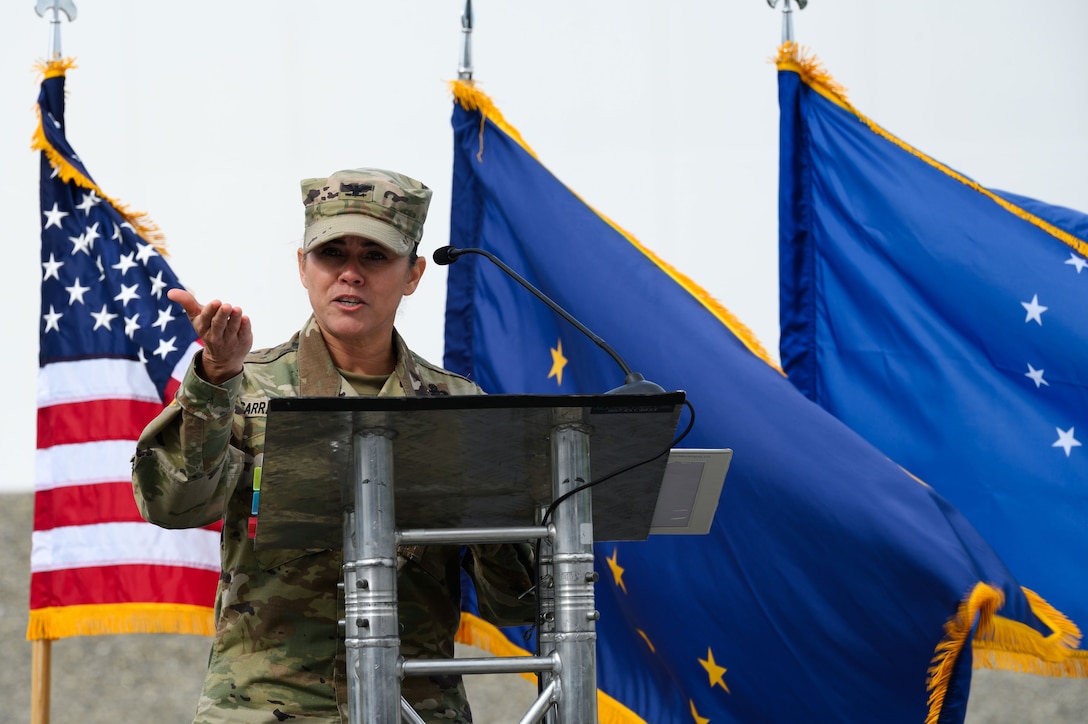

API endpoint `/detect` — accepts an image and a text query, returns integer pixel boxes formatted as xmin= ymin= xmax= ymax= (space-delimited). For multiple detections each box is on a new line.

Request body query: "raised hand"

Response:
xmin=168 ymin=288 xmax=254 ymax=385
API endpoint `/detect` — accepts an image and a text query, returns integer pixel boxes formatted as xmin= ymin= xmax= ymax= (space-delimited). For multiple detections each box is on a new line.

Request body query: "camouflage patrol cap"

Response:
xmin=300 ymin=168 xmax=432 ymax=256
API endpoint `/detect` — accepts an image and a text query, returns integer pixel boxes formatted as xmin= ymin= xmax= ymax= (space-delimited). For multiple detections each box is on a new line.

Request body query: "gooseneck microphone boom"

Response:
xmin=433 ymin=245 xmax=665 ymax=394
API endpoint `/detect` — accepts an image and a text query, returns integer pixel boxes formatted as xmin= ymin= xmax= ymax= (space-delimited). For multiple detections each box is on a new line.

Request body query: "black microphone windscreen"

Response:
xmin=432 ymin=246 xmax=460 ymax=266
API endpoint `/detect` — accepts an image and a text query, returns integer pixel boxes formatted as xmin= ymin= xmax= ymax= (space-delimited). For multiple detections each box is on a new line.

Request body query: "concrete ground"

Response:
xmin=3 ymin=492 xmax=1084 ymax=722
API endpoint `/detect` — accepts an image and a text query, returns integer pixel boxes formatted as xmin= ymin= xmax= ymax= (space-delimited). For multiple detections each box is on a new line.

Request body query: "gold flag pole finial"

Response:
xmin=458 ymin=0 xmax=473 ymax=81
xmin=35 ymin=0 xmax=77 ymax=60
xmin=767 ymin=0 xmax=806 ymax=44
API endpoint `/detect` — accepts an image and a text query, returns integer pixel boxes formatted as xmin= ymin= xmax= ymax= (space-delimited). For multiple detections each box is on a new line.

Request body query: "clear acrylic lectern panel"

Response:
xmin=254 ymin=392 xmax=686 ymax=724
xmin=255 ymin=393 xmax=686 ymax=551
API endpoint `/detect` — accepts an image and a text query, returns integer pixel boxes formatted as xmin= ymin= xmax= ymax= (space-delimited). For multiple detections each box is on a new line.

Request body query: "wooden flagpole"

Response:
xmin=31 ymin=639 xmax=52 ymax=724
xmin=30 ymin=4 xmax=74 ymax=723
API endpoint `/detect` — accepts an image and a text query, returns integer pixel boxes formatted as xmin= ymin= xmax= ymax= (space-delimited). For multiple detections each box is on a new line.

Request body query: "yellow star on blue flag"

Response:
xmin=442 ymin=70 xmax=1082 ymax=724
xmin=548 ymin=339 xmax=567 ymax=386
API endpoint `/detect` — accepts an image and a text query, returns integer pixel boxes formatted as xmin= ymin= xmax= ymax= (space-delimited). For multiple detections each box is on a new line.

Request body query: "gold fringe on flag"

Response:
xmin=776 ymin=41 xmax=1087 ymax=721
xmin=449 ymin=79 xmax=778 ymax=371
xmin=775 ymin=43 xmax=1088 ymax=260
xmin=31 ymin=58 xmax=169 ymax=254
xmin=925 ymin=583 xmax=1084 ymax=724
xmin=454 ymin=611 xmax=537 ymax=685
xmin=455 ymin=612 xmax=648 ymax=724
xmin=27 ymin=603 xmax=215 ymax=641
xmin=925 ymin=583 xmax=1004 ymax=724
xmin=974 ymin=588 xmax=1088 ymax=677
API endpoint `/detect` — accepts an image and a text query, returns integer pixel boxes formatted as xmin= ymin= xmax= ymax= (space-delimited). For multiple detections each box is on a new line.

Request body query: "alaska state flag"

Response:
xmin=777 ymin=44 xmax=1088 ymax=674
xmin=444 ymin=79 xmax=1079 ymax=724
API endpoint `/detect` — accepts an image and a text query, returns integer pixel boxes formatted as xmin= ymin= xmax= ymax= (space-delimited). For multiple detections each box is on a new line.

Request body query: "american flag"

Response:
xmin=29 ymin=59 xmax=218 ymax=639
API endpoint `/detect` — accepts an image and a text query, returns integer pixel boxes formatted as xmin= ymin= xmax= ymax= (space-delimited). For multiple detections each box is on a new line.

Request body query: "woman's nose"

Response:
xmin=338 ymin=259 xmax=365 ymax=284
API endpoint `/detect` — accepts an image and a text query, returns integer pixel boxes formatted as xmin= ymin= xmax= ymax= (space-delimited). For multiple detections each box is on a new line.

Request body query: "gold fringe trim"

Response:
xmin=31 ymin=58 xmax=169 ymax=254
xmin=454 ymin=612 xmax=537 ymax=686
xmin=27 ymin=603 xmax=214 ymax=640
xmin=773 ymin=42 xmax=852 ymax=110
xmin=775 ymin=43 xmax=1088 ymax=260
xmin=449 ymin=80 xmax=539 ymax=162
xmin=974 ymin=588 xmax=1088 ymax=677
xmin=778 ymin=44 xmax=1088 ymax=715
xmin=448 ymin=80 xmax=779 ymax=371
xmin=926 ymin=584 xmax=1084 ymax=724
xmin=926 ymin=583 xmax=1004 ymax=724
xmin=597 ymin=696 xmax=650 ymax=724
xmin=35 ymin=56 xmax=77 ymax=80
xmin=455 ymin=613 xmax=647 ymax=723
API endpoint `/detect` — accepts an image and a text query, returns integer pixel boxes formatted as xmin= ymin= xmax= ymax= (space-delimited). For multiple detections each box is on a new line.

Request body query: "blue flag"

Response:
xmin=444 ymin=79 xmax=1079 ymax=723
xmin=777 ymin=45 xmax=1088 ymax=674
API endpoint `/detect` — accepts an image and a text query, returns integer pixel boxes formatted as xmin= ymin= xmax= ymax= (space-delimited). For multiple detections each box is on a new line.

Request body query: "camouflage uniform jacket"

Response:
xmin=132 ymin=317 xmax=536 ymax=723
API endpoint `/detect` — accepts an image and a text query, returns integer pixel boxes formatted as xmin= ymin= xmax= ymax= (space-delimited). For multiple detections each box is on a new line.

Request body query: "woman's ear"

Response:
xmin=404 ymin=257 xmax=426 ymax=296
xmin=297 ymin=249 xmax=309 ymax=289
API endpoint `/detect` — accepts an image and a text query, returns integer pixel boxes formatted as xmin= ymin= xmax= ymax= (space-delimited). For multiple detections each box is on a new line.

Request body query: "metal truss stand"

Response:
xmin=255 ymin=393 xmax=687 ymax=723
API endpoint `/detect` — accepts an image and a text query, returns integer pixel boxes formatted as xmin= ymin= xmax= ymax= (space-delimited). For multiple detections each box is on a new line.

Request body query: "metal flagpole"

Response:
xmin=458 ymin=0 xmax=473 ymax=81
xmin=766 ymin=0 xmax=807 ymax=44
xmin=35 ymin=0 xmax=77 ymax=60
xmin=32 ymin=4 xmax=77 ymax=722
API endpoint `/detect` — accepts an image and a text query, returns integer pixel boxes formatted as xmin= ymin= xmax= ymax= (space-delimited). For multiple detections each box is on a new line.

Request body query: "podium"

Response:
xmin=255 ymin=392 xmax=712 ymax=723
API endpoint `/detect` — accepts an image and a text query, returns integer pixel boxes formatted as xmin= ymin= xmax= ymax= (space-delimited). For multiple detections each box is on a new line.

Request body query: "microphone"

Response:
xmin=434 ymin=245 xmax=666 ymax=394
xmin=432 ymin=245 xmax=463 ymax=266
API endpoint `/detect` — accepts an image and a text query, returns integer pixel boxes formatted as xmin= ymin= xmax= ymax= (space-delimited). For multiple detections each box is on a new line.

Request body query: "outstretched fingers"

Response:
xmin=167 ymin=287 xmax=253 ymax=384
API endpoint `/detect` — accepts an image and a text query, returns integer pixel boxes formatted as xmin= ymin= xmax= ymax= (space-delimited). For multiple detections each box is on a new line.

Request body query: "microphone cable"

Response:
xmin=540 ymin=398 xmax=696 ymax=528
xmin=527 ymin=398 xmax=696 ymax=664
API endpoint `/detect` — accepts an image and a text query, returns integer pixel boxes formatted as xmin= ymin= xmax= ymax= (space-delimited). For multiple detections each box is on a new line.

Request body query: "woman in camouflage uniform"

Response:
xmin=132 ymin=168 xmax=536 ymax=723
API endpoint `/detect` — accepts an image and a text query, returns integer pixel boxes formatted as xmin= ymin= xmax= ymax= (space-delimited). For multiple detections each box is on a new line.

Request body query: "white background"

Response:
xmin=2 ymin=1 xmax=1085 ymax=492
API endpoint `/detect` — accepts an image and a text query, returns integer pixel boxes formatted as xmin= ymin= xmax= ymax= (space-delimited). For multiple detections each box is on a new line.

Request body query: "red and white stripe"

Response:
xmin=30 ymin=343 xmax=221 ymax=613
